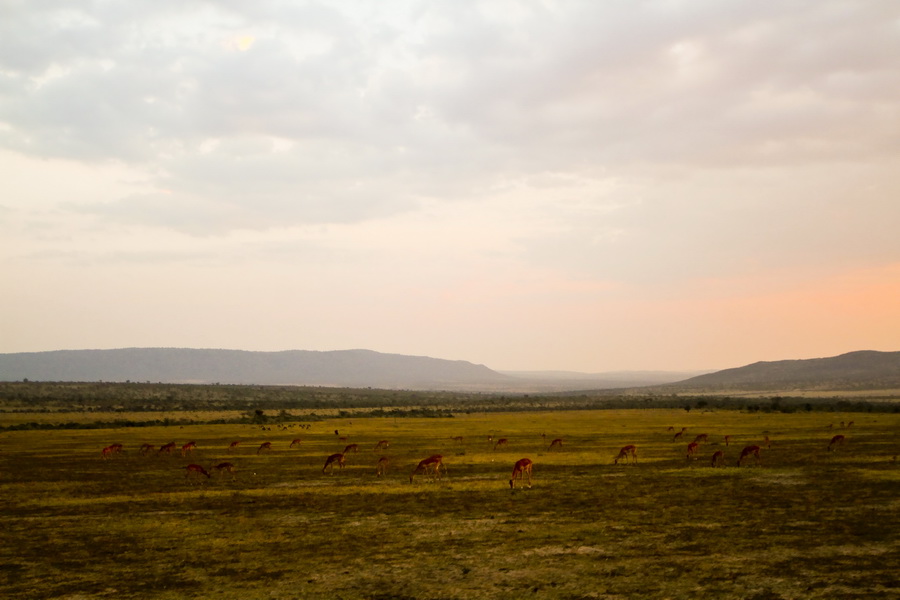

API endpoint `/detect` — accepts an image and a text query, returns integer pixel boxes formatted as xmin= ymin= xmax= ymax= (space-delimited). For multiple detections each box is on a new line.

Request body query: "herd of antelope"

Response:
xmin=98 ymin=420 xmax=869 ymax=487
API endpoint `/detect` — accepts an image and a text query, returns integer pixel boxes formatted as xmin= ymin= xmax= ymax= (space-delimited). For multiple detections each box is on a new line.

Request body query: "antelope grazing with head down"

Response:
xmin=410 ymin=455 xmax=446 ymax=483
xmin=614 ymin=445 xmax=637 ymax=465
xmin=509 ymin=458 xmax=534 ymax=489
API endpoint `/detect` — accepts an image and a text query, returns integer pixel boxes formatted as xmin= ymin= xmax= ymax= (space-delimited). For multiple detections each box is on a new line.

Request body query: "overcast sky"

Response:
xmin=2 ymin=1 xmax=899 ymax=372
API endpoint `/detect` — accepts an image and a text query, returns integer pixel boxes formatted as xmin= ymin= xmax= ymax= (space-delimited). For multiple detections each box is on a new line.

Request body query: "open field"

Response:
xmin=2 ymin=409 xmax=899 ymax=600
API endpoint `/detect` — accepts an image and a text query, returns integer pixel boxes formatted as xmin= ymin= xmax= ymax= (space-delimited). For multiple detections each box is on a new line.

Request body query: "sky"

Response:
xmin=2 ymin=0 xmax=899 ymax=373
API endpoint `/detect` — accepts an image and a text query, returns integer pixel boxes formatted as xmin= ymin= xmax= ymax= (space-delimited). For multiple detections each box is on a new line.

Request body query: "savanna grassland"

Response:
xmin=2 ymin=407 xmax=899 ymax=600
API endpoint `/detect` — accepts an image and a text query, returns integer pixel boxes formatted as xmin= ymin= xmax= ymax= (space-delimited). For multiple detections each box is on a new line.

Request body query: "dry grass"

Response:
xmin=1 ymin=409 xmax=898 ymax=599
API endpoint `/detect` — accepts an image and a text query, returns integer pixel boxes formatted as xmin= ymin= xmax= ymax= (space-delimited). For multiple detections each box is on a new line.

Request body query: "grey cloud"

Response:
xmin=2 ymin=0 xmax=899 ymax=234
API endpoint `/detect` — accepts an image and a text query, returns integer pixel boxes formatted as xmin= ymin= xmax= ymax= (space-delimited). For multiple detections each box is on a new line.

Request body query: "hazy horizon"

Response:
xmin=3 ymin=2 xmax=899 ymax=372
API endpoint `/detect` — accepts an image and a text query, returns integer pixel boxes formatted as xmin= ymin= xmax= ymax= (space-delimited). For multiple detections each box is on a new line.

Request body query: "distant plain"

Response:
xmin=2 ymin=407 xmax=899 ymax=599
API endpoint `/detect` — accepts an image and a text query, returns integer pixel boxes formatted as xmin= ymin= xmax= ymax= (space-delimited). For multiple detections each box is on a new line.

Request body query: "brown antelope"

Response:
xmin=450 ymin=436 xmax=464 ymax=444
xmin=493 ymin=438 xmax=509 ymax=451
xmin=846 ymin=421 xmax=855 ymax=428
xmin=373 ymin=440 xmax=390 ymax=451
xmin=723 ymin=435 xmax=732 ymax=446
xmin=139 ymin=443 xmax=155 ymax=455
xmin=181 ymin=441 xmax=197 ymax=456
xmin=158 ymin=442 xmax=177 ymax=455
xmin=290 ymin=439 xmax=302 ymax=448
xmin=614 ymin=445 xmax=637 ymax=465
xmin=737 ymin=445 xmax=762 ymax=466
xmin=183 ymin=464 xmax=210 ymax=481
xmin=548 ymin=438 xmax=563 ymax=451
xmin=686 ymin=441 xmax=700 ymax=460
xmin=710 ymin=450 xmax=725 ymax=467
xmin=212 ymin=462 xmax=236 ymax=478
xmin=101 ymin=444 xmax=124 ymax=459
xmin=763 ymin=436 xmax=772 ymax=449
xmin=666 ymin=426 xmax=675 ymax=432
xmin=673 ymin=431 xmax=684 ymax=441
xmin=375 ymin=456 xmax=390 ymax=477
xmin=257 ymin=442 xmax=272 ymax=455
xmin=692 ymin=434 xmax=708 ymax=444
xmin=828 ymin=434 xmax=846 ymax=451
xmin=509 ymin=458 xmax=533 ymax=489
xmin=410 ymin=455 xmax=445 ymax=483
xmin=343 ymin=444 xmax=359 ymax=454
xmin=228 ymin=440 xmax=241 ymax=451
xmin=323 ymin=453 xmax=345 ymax=474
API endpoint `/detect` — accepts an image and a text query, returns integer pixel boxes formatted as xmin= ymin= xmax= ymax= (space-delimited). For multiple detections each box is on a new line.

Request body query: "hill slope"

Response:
xmin=665 ymin=350 xmax=900 ymax=392
xmin=0 ymin=348 xmax=512 ymax=390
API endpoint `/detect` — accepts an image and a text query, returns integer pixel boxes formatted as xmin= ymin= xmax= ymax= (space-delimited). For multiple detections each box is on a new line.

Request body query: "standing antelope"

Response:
xmin=410 ymin=455 xmax=445 ymax=483
xmin=710 ymin=450 xmax=726 ymax=467
xmin=158 ymin=442 xmax=177 ymax=455
xmin=290 ymin=439 xmax=302 ymax=448
xmin=212 ymin=462 xmax=236 ymax=478
xmin=723 ymin=435 xmax=732 ymax=447
xmin=375 ymin=456 xmax=390 ymax=477
xmin=181 ymin=441 xmax=197 ymax=456
xmin=737 ymin=445 xmax=762 ymax=466
xmin=493 ymin=438 xmax=509 ymax=451
xmin=373 ymin=440 xmax=390 ymax=451
xmin=101 ymin=444 xmax=124 ymax=459
xmin=686 ymin=441 xmax=700 ymax=460
xmin=139 ymin=443 xmax=155 ymax=455
xmin=692 ymin=434 xmax=708 ymax=444
xmin=548 ymin=438 xmax=563 ymax=451
xmin=228 ymin=441 xmax=241 ymax=451
xmin=614 ymin=445 xmax=637 ymax=465
xmin=509 ymin=458 xmax=534 ymax=489
xmin=323 ymin=453 xmax=345 ymax=474
xmin=343 ymin=444 xmax=359 ymax=454
xmin=257 ymin=442 xmax=272 ymax=455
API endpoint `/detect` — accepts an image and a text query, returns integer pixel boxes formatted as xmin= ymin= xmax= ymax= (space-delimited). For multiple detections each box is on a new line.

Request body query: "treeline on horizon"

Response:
xmin=1 ymin=381 xmax=898 ymax=431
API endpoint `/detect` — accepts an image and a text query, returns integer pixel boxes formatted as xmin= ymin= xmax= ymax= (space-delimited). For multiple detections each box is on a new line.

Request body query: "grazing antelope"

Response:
xmin=493 ymin=438 xmax=509 ymax=451
xmin=737 ymin=445 xmax=762 ymax=466
xmin=323 ymin=453 xmax=345 ymax=474
xmin=686 ymin=441 xmax=700 ymax=460
xmin=846 ymin=421 xmax=855 ymax=428
xmin=373 ymin=440 xmax=390 ymax=451
xmin=509 ymin=458 xmax=534 ymax=489
xmin=724 ymin=435 xmax=732 ymax=446
xmin=343 ymin=444 xmax=359 ymax=454
xmin=290 ymin=439 xmax=302 ymax=448
xmin=666 ymin=426 xmax=675 ymax=432
xmin=828 ymin=434 xmax=846 ymax=451
xmin=673 ymin=431 xmax=684 ymax=441
xmin=158 ymin=442 xmax=177 ymax=455
xmin=228 ymin=441 xmax=241 ymax=451
xmin=183 ymin=464 xmax=210 ymax=481
xmin=181 ymin=441 xmax=197 ymax=457
xmin=692 ymin=434 xmax=708 ymax=444
xmin=375 ymin=456 xmax=390 ymax=477
xmin=614 ymin=445 xmax=637 ymax=465
xmin=548 ymin=438 xmax=563 ymax=451
xmin=101 ymin=444 xmax=124 ymax=459
xmin=410 ymin=455 xmax=445 ymax=483
xmin=710 ymin=450 xmax=725 ymax=467
xmin=257 ymin=442 xmax=272 ymax=455
xmin=212 ymin=462 xmax=236 ymax=478
xmin=139 ymin=443 xmax=155 ymax=456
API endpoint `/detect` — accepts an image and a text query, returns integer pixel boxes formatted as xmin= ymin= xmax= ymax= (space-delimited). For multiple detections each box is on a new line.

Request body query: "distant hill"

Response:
xmin=0 ymin=348 xmax=513 ymax=390
xmin=662 ymin=350 xmax=900 ymax=392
